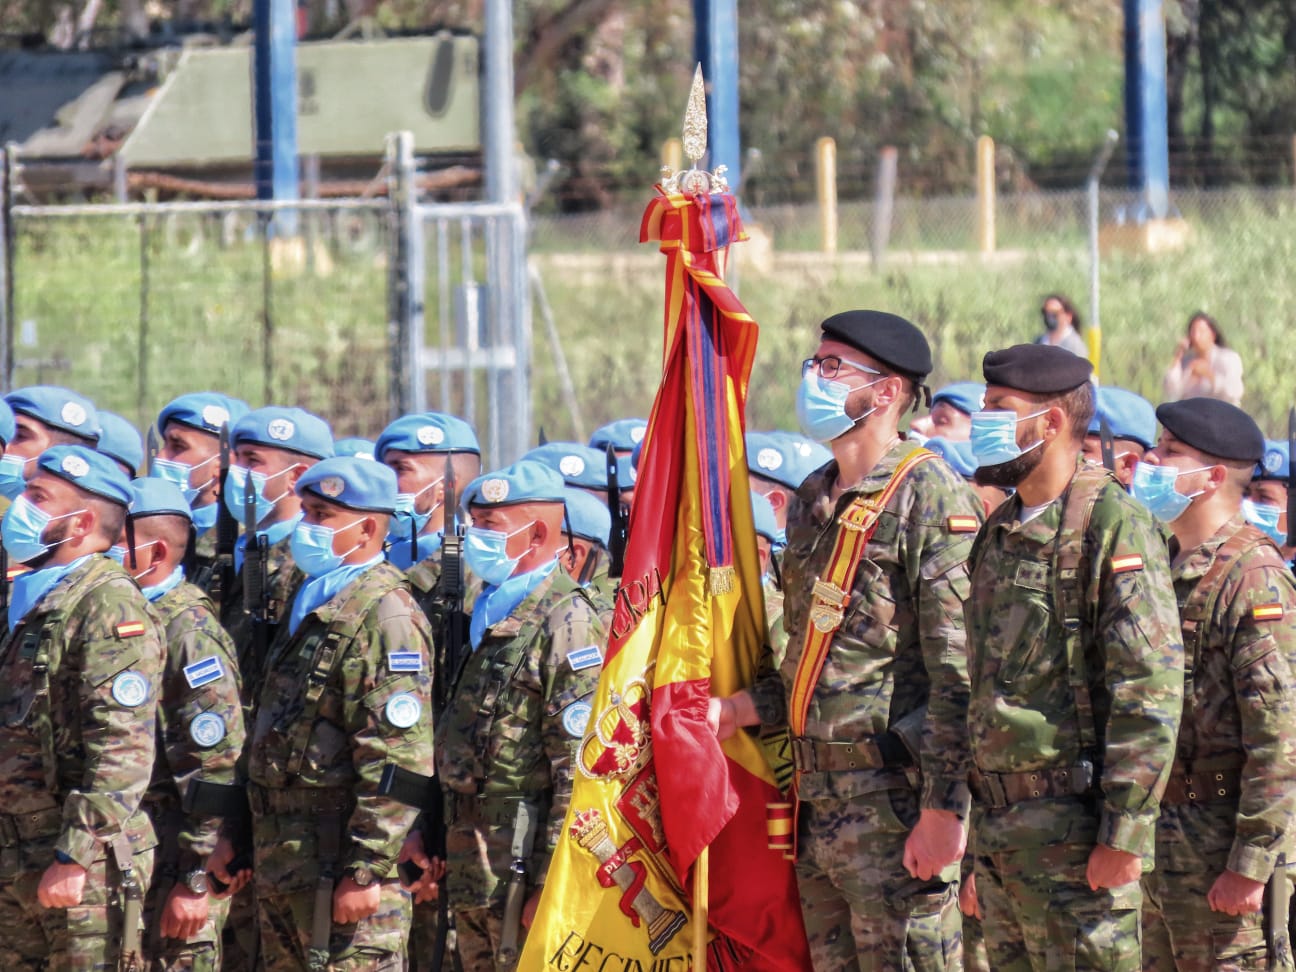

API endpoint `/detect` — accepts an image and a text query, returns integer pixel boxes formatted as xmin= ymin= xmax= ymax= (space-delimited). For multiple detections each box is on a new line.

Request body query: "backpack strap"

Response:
xmin=1051 ymin=464 xmax=1113 ymax=758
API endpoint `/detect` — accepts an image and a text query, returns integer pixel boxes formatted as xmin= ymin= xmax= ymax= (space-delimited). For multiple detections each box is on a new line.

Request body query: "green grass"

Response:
xmin=11 ymin=198 xmax=1296 ymax=453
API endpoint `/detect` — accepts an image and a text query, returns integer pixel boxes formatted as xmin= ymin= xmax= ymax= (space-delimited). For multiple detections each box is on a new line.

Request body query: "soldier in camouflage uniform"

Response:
xmin=0 ymin=445 xmax=164 ymax=969
xmin=222 ymin=406 xmax=333 ymax=690
xmin=1078 ymin=387 xmax=1156 ymax=489
xmin=150 ymin=393 xmax=251 ymax=585
xmin=436 ymin=460 xmax=609 ymax=969
xmin=211 ymin=456 xmax=435 ymax=970
xmin=376 ymin=412 xmax=480 ymax=972
xmin=114 ymin=479 xmax=246 ymax=971
xmin=558 ymin=487 xmax=613 ymax=599
xmin=716 ymin=310 xmax=983 ymax=971
xmin=1129 ymin=399 xmax=1296 ymax=971
xmin=962 ymin=344 xmax=1184 ymax=971
xmin=0 ymin=386 xmax=101 ymax=502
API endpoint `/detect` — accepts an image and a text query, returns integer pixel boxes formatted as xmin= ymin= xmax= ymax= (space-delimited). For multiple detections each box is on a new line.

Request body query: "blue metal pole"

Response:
xmin=1123 ymin=0 xmax=1169 ymax=219
xmin=693 ymin=0 xmax=741 ymax=191
xmin=253 ymin=0 xmax=299 ymax=232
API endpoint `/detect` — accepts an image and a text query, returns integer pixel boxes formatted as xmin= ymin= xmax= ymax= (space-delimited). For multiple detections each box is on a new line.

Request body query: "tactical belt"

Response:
xmin=790 ymin=734 xmax=913 ymax=773
xmin=0 ymin=807 xmax=62 ymax=846
xmin=1162 ymin=767 xmax=1243 ymax=805
xmin=247 ymin=784 xmax=353 ymax=817
xmin=969 ymin=763 xmax=1096 ymax=808
xmin=446 ymin=791 xmax=543 ymax=828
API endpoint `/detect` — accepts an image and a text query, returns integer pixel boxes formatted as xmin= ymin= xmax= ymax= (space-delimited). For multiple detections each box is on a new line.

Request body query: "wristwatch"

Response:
xmin=348 ymin=865 xmax=375 ymax=888
xmin=183 ymin=869 xmax=209 ymax=895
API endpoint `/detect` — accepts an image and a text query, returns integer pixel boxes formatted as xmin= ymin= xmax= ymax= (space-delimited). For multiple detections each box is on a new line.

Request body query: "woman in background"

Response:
xmin=1034 ymin=293 xmax=1088 ymax=357
xmin=1163 ymin=311 xmax=1244 ymax=405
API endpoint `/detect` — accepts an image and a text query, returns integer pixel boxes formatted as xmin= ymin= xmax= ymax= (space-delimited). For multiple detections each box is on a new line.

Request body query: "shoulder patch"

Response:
xmin=7 ymin=565 xmax=28 ymax=582
xmin=561 ymin=699 xmax=592 ymax=738
xmin=385 ymin=692 xmax=422 ymax=728
xmin=387 ymin=650 xmax=423 ymax=673
xmin=566 ymin=644 xmax=603 ymax=672
xmin=189 ymin=711 xmax=226 ymax=748
xmin=183 ymin=656 xmax=226 ymax=689
xmin=1110 ymin=554 xmax=1144 ymax=574
xmin=1252 ymin=603 xmax=1284 ymax=622
xmin=115 ymin=620 xmax=147 ymax=638
xmin=111 ymin=670 xmax=150 ymax=707
xmin=946 ymin=515 xmax=979 ymax=533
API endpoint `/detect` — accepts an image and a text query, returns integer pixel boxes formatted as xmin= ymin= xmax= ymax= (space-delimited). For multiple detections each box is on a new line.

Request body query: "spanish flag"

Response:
xmin=520 ymin=188 xmax=810 ymax=970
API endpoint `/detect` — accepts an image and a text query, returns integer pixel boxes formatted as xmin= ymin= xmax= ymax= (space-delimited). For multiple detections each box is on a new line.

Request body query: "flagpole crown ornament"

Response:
xmin=660 ymin=65 xmax=730 ymax=196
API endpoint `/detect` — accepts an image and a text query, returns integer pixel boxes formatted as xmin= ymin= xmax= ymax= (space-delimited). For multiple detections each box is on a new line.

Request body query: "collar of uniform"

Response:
xmin=8 ymin=554 xmax=94 ymax=630
xmin=472 ymin=558 xmax=559 ymax=644
xmin=799 ymin=438 xmax=920 ymax=526
xmin=288 ymin=553 xmax=387 ymax=634
xmin=234 ymin=512 xmax=301 ymax=572
xmin=1168 ymin=510 xmax=1249 ymax=582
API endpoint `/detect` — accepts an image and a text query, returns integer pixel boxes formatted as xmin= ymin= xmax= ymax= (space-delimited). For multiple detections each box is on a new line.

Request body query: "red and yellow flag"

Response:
xmin=521 ymin=189 xmax=810 ymax=970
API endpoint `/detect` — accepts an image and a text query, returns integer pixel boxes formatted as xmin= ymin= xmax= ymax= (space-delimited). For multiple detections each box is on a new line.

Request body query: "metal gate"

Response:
xmin=388 ymin=133 xmax=531 ymax=469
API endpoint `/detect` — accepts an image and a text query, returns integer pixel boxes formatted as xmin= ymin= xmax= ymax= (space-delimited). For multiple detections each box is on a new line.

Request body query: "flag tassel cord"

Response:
xmin=692 ymin=845 xmax=709 ymax=969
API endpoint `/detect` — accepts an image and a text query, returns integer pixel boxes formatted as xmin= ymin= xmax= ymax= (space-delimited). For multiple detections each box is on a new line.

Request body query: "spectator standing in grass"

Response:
xmin=1163 ymin=312 xmax=1244 ymax=406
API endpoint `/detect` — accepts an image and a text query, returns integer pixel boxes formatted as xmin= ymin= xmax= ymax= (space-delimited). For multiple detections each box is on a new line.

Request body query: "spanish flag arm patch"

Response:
xmin=6 ymin=566 xmax=27 ymax=582
xmin=947 ymin=515 xmax=979 ymax=533
xmin=1110 ymin=554 xmax=1145 ymax=574
xmin=115 ymin=620 xmax=147 ymax=638
xmin=1252 ymin=603 xmax=1284 ymax=622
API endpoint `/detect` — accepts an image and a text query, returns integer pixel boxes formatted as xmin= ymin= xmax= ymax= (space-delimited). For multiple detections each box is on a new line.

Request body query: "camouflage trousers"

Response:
xmin=0 ymin=840 xmax=154 ymax=971
xmin=796 ymin=790 xmax=963 ymax=972
xmin=1142 ymin=866 xmax=1294 ymax=972
xmin=408 ymin=895 xmax=460 ymax=972
xmin=252 ymin=811 xmax=411 ymax=970
xmin=974 ymin=843 xmax=1141 ymax=972
xmin=220 ymin=884 xmax=260 ymax=971
xmin=142 ymin=873 xmax=229 ymax=970
xmin=452 ymin=907 xmax=507 ymax=971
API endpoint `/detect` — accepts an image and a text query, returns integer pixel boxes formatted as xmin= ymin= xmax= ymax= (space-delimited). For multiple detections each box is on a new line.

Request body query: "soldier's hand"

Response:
xmin=959 ymin=872 xmax=982 ymax=920
xmin=161 ymin=884 xmax=210 ymax=940
xmin=1086 ymin=843 xmax=1141 ymax=891
xmin=206 ymin=837 xmax=251 ymax=899
xmin=1207 ymin=869 xmax=1265 ymax=916
xmin=37 ymin=860 xmax=87 ymax=909
xmin=333 ymin=876 xmax=381 ymax=925
xmin=522 ymin=887 xmax=543 ymax=930
xmin=903 ymin=809 xmax=966 ymax=880
xmin=705 ymin=691 xmax=757 ymax=741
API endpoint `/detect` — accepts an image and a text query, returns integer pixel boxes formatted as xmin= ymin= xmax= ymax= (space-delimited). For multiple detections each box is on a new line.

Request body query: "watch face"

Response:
xmin=185 ymin=871 xmax=209 ymax=895
xmin=352 ymin=866 xmax=375 ymax=887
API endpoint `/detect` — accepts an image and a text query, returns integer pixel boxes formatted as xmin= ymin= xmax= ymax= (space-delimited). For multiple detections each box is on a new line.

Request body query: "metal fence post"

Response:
xmin=386 ymin=131 xmax=422 ymax=419
xmin=871 ymin=146 xmax=898 ymax=270
xmin=1087 ymin=130 xmax=1120 ymax=380
xmin=136 ymin=214 xmax=151 ymax=429
xmin=1 ymin=145 xmax=16 ymax=392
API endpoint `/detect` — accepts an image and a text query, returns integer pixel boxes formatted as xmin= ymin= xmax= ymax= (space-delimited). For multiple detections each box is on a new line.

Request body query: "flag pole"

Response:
xmin=692 ymin=845 xmax=709 ymax=968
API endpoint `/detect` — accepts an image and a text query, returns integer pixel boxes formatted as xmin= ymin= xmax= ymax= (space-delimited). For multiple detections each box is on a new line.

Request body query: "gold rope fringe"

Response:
xmin=708 ymin=566 xmax=735 ymax=596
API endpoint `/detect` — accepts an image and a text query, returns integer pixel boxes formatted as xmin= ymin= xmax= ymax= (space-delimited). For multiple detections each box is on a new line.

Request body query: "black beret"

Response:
xmin=982 ymin=344 xmax=1093 ymax=393
xmin=820 ymin=310 xmax=933 ymax=378
xmin=1155 ymin=398 xmax=1264 ymax=462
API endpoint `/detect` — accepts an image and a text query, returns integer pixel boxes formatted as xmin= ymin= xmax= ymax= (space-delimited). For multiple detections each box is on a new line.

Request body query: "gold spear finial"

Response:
xmin=661 ymin=64 xmax=730 ymax=196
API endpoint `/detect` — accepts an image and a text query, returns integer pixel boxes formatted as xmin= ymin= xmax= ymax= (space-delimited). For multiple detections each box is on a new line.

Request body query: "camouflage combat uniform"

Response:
xmin=1142 ymin=514 xmax=1296 ymax=971
xmin=436 ymin=566 xmax=608 ymax=969
xmin=753 ymin=439 xmax=983 ymax=970
xmin=757 ymin=576 xmax=794 ymax=797
xmin=143 ymin=580 xmax=245 ymax=971
xmin=965 ymin=463 xmax=1184 ymax=972
xmin=0 ymin=555 xmax=165 ymax=969
xmin=246 ymin=560 xmax=434 ymax=970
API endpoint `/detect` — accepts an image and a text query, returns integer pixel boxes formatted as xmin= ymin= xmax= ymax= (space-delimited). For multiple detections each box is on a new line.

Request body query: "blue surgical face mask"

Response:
xmin=388 ymin=478 xmax=442 ymax=542
xmin=1243 ymin=499 xmax=1286 ymax=545
xmin=191 ymin=501 xmax=218 ymax=534
xmin=107 ymin=545 xmax=127 ymax=564
xmin=224 ymin=464 xmax=295 ymax=526
xmin=1130 ymin=462 xmax=1211 ymax=524
xmin=795 ymin=372 xmax=884 ymax=443
xmin=0 ymin=454 xmax=32 ymax=500
xmin=290 ymin=517 xmax=364 ymax=577
xmin=969 ymin=409 xmax=1047 ymax=468
xmin=152 ymin=454 xmax=216 ymax=504
xmin=463 ymin=521 xmax=534 ymax=586
xmin=1 ymin=496 xmax=87 ymax=564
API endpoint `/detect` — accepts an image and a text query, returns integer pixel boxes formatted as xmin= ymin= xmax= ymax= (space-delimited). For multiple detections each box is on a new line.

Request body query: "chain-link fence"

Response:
xmin=2 ymin=198 xmax=395 ymax=437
